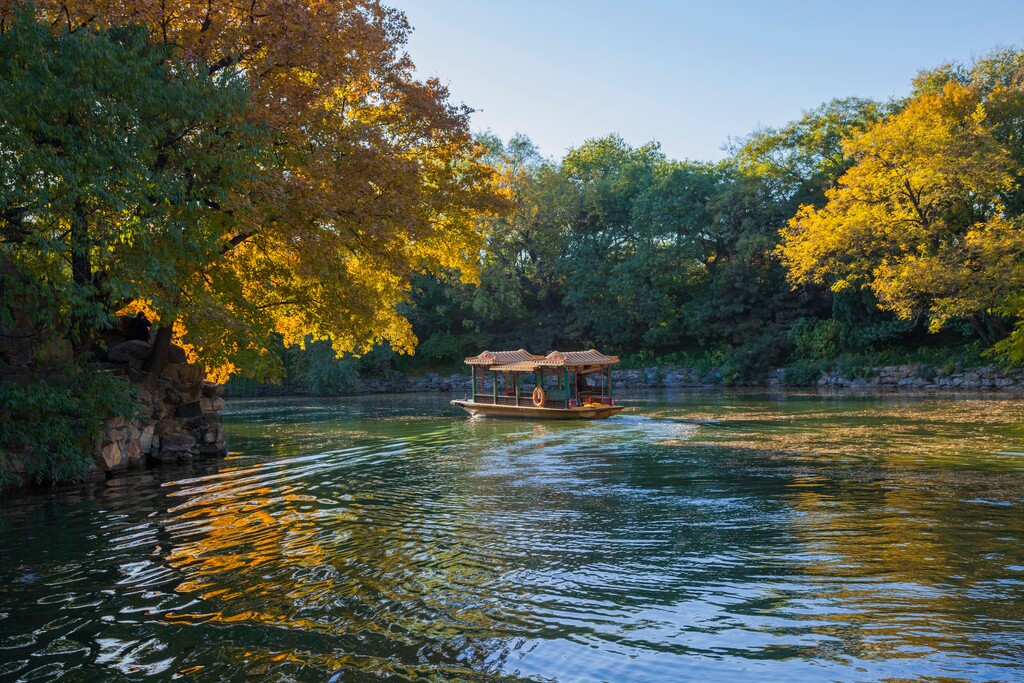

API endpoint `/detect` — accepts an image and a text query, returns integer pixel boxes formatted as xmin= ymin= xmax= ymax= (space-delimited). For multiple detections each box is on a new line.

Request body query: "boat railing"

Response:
xmin=576 ymin=392 xmax=613 ymax=406
xmin=472 ymin=393 xmax=573 ymax=409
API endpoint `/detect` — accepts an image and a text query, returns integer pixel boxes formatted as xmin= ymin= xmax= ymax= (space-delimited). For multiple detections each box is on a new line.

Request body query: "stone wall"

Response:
xmin=1 ymin=309 xmax=227 ymax=481
xmin=95 ymin=339 xmax=227 ymax=473
xmin=810 ymin=364 xmax=1024 ymax=391
xmin=354 ymin=364 xmax=1024 ymax=394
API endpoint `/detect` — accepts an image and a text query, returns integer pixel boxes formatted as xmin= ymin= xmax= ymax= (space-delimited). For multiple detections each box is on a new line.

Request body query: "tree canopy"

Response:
xmin=779 ymin=80 xmax=1024 ymax=349
xmin=3 ymin=1 xmax=507 ymax=379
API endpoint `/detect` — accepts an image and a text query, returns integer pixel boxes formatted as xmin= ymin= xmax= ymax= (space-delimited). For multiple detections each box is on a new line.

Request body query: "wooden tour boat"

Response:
xmin=451 ymin=349 xmax=625 ymax=419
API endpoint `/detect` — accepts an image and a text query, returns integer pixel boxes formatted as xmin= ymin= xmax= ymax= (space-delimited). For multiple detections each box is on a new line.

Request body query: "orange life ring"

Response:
xmin=532 ymin=386 xmax=545 ymax=407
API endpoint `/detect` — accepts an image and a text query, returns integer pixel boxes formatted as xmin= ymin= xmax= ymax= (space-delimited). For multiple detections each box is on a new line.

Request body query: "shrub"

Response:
xmin=0 ymin=361 xmax=138 ymax=486
xmin=787 ymin=318 xmax=841 ymax=361
xmin=782 ymin=360 xmax=828 ymax=386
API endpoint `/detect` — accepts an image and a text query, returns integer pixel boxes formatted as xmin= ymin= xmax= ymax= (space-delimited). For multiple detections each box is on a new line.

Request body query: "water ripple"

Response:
xmin=0 ymin=392 xmax=1022 ymax=681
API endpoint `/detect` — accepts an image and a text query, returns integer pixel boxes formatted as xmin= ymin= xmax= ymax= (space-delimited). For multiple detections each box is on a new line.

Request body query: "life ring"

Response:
xmin=532 ymin=386 xmax=545 ymax=407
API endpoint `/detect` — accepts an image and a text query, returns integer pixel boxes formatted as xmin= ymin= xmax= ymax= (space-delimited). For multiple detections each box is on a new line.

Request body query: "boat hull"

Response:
xmin=450 ymin=399 xmax=624 ymax=420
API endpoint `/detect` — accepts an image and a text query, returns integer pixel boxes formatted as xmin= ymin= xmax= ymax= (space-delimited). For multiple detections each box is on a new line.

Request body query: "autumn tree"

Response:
xmin=779 ymin=81 xmax=1024 ymax=349
xmin=0 ymin=14 xmax=254 ymax=483
xmin=0 ymin=12 xmax=262 ymax=354
xmin=8 ymin=0 xmax=506 ymax=379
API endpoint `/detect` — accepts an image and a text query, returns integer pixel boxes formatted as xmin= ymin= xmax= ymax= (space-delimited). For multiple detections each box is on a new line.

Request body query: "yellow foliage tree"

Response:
xmin=12 ymin=0 xmax=507 ymax=379
xmin=779 ymin=81 xmax=1024 ymax=344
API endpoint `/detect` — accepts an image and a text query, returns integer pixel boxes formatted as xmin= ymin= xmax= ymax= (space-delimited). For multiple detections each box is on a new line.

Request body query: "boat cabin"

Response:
xmin=452 ymin=349 xmax=622 ymax=418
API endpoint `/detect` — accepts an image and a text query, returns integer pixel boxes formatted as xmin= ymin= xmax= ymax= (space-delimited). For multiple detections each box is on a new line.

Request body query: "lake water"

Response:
xmin=1 ymin=391 xmax=1023 ymax=682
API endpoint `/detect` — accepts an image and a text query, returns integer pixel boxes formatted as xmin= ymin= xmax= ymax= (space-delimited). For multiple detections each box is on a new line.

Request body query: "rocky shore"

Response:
xmin=95 ymin=339 xmax=227 ymax=473
xmin=346 ymin=363 xmax=1024 ymax=394
xmin=806 ymin=363 xmax=1024 ymax=391
xmin=1 ymin=323 xmax=227 ymax=483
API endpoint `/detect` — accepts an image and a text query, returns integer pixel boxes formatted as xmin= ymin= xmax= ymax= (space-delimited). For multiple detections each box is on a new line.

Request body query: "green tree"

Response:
xmin=0 ymin=13 xmax=264 ymax=361
xmin=23 ymin=0 xmax=508 ymax=380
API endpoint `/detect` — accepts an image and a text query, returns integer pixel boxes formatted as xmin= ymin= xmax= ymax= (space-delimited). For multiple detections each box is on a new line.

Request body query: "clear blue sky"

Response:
xmin=396 ymin=0 xmax=1024 ymax=161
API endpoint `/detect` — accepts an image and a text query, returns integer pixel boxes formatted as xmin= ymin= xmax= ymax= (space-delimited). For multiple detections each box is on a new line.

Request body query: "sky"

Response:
xmin=396 ymin=0 xmax=1024 ymax=162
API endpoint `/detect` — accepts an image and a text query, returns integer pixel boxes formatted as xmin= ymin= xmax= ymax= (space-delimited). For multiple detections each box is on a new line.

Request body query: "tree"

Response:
xmin=0 ymin=13 xmax=262 ymax=357
xmin=733 ymin=97 xmax=883 ymax=208
xmin=14 ymin=1 xmax=507 ymax=379
xmin=558 ymin=135 xmax=667 ymax=350
xmin=779 ymin=81 xmax=1024 ymax=347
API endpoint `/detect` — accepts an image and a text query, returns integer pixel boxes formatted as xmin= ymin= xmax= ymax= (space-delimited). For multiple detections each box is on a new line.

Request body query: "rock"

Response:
xmin=98 ymin=441 xmax=125 ymax=470
xmin=152 ymin=448 xmax=191 ymax=463
xmin=124 ymin=439 xmax=142 ymax=464
xmin=139 ymin=425 xmax=155 ymax=454
xmin=198 ymin=442 xmax=227 ymax=456
xmin=200 ymin=397 xmax=226 ymax=413
xmin=162 ymin=363 xmax=204 ymax=385
xmin=160 ymin=433 xmax=196 ymax=451
xmin=167 ymin=344 xmax=188 ymax=364
xmin=104 ymin=427 xmax=127 ymax=443
xmin=201 ymin=381 xmax=225 ymax=398
xmin=107 ymin=340 xmax=152 ymax=363
xmin=176 ymin=401 xmax=203 ymax=419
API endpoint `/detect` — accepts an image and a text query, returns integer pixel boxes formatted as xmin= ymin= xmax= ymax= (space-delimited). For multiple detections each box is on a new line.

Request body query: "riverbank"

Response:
xmin=225 ymin=362 xmax=1024 ymax=397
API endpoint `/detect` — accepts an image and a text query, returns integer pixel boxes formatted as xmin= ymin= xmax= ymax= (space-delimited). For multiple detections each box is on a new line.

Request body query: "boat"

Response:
xmin=450 ymin=348 xmax=625 ymax=419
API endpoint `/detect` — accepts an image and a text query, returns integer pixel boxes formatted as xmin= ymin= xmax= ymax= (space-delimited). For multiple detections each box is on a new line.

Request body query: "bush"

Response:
xmin=787 ymin=318 xmax=840 ymax=361
xmin=0 ymin=361 xmax=138 ymax=486
xmin=781 ymin=360 xmax=828 ymax=386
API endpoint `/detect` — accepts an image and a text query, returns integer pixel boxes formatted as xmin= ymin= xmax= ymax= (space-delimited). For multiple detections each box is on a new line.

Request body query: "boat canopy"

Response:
xmin=489 ymin=361 xmax=540 ymax=372
xmin=535 ymin=350 xmax=619 ymax=367
xmin=464 ymin=349 xmax=543 ymax=366
xmin=466 ymin=348 xmax=619 ymax=370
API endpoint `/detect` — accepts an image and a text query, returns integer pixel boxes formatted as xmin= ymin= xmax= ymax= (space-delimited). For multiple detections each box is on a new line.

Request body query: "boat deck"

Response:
xmin=451 ymin=399 xmax=624 ymax=420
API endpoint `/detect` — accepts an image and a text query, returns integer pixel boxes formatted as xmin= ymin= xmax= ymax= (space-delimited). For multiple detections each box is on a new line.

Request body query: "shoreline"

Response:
xmin=226 ymin=362 xmax=1024 ymax=398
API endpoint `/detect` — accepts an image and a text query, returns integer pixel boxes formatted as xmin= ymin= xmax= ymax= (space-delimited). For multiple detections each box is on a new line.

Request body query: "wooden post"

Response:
xmin=470 ymin=366 xmax=476 ymax=400
xmin=514 ymin=373 xmax=520 ymax=406
xmin=492 ymin=371 xmax=497 ymax=404
xmin=608 ymin=366 xmax=613 ymax=404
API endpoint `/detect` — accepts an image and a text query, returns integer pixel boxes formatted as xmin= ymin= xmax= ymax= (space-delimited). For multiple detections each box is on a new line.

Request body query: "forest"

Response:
xmin=264 ymin=48 xmax=1024 ymax=392
xmin=3 ymin=1 xmax=1024 ymax=403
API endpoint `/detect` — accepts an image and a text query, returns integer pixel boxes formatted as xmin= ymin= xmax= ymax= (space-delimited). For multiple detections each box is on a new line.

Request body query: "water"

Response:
xmin=1 ymin=390 xmax=1023 ymax=682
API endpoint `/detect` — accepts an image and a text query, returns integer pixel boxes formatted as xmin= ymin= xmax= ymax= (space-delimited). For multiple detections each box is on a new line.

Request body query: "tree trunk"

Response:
xmin=144 ymin=319 xmax=175 ymax=374
xmin=968 ymin=314 xmax=993 ymax=346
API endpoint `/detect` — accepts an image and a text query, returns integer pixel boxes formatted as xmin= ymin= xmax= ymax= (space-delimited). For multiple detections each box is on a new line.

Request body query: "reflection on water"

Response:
xmin=0 ymin=390 xmax=1022 ymax=681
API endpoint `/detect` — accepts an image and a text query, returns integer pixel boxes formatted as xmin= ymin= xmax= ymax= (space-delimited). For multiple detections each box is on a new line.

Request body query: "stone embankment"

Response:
xmin=354 ymin=367 xmax=720 ymax=394
xmin=1 ymin=310 xmax=227 ymax=481
xmin=354 ymin=364 xmax=1024 ymax=394
xmin=95 ymin=339 xmax=227 ymax=473
xmin=809 ymin=364 xmax=1024 ymax=391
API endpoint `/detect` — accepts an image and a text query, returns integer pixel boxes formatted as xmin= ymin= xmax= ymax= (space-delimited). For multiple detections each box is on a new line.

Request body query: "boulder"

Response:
xmin=160 ymin=433 xmax=196 ymax=451
xmin=200 ymin=397 xmax=226 ymax=413
xmin=201 ymin=381 xmax=225 ymax=398
xmin=124 ymin=439 xmax=142 ymax=464
xmin=107 ymin=340 xmax=152 ymax=363
xmin=97 ymin=441 xmax=125 ymax=470
xmin=167 ymin=344 xmax=188 ymax=364
xmin=162 ymin=363 xmax=205 ymax=385
xmin=176 ymin=401 xmax=203 ymax=419
xmin=139 ymin=424 xmax=155 ymax=454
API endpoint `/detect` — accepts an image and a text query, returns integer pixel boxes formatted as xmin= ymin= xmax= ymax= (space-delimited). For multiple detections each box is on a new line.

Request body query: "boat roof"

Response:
xmin=536 ymin=350 xmax=619 ymax=367
xmin=489 ymin=361 xmax=539 ymax=372
xmin=466 ymin=348 xmax=619 ymax=369
xmin=464 ymin=349 xmax=543 ymax=366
